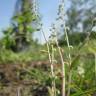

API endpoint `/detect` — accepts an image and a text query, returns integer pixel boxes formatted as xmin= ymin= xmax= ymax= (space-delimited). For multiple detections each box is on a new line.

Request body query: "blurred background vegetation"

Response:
xmin=0 ymin=0 xmax=96 ymax=96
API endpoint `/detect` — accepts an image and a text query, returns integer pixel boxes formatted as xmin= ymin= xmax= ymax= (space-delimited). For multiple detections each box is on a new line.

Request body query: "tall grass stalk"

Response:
xmin=17 ymin=87 xmax=21 ymax=96
xmin=55 ymin=0 xmax=67 ymax=95
xmin=64 ymin=28 xmax=72 ymax=96
xmin=58 ymin=0 xmax=72 ymax=95
xmin=55 ymin=34 xmax=66 ymax=96
xmin=50 ymin=22 xmax=66 ymax=96
xmin=51 ymin=44 xmax=56 ymax=96
xmin=41 ymin=27 xmax=56 ymax=96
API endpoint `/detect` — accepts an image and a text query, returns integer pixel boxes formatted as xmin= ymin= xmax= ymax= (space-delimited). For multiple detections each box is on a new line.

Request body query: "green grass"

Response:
xmin=0 ymin=39 xmax=96 ymax=95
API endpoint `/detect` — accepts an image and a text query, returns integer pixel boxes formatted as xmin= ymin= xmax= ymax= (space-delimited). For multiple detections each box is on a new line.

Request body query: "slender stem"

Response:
xmin=41 ymin=28 xmax=56 ymax=96
xmin=64 ymin=27 xmax=72 ymax=96
xmin=54 ymin=0 xmax=66 ymax=95
xmin=41 ymin=28 xmax=52 ymax=63
xmin=55 ymin=35 xmax=66 ymax=96
xmin=17 ymin=87 xmax=21 ymax=96
xmin=51 ymin=45 xmax=56 ymax=96
xmin=59 ymin=0 xmax=72 ymax=95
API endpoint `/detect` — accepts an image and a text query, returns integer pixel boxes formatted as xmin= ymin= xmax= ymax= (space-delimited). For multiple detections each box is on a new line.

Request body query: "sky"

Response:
xmin=0 ymin=0 xmax=15 ymax=37
xmin=0 ymin=0 xmax=62 ymax=43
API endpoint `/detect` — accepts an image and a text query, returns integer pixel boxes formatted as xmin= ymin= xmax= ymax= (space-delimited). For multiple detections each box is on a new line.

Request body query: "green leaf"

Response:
xmin=27 ymin=26 xmax=35 ymax=32
xmin=71 ymin=87 xmax=96 ymax=96
xmin=70 ymin=54 xmax=80 ymax=69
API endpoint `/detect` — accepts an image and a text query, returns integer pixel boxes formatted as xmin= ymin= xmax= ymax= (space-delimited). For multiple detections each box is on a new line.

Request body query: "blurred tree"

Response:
xmin=3 ymin=0 xmax=40 ymax=52
xmin=66 ymin=0 xmax=96 ymax=33
xmin=58 ymin=0 xmax=96 ymax=46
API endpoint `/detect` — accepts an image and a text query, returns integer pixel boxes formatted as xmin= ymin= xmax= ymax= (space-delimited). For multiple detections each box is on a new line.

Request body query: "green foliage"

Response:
xmin=66 ymin=0 xmax=96 ymax=33
xmin=1 ymin=27 xmax=15 ymax=49
xmin=0 ymin=44 xmax=47 ymax=64
xmin=58 ymin=32 xmax=96 ymax=46
xmin=0 ymin=0 xmax=96 ymax=96
xmin=0 ymin=39 xmax=96 ymax=95
xmin=1 ymin=0 xmax=40 ymax=52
